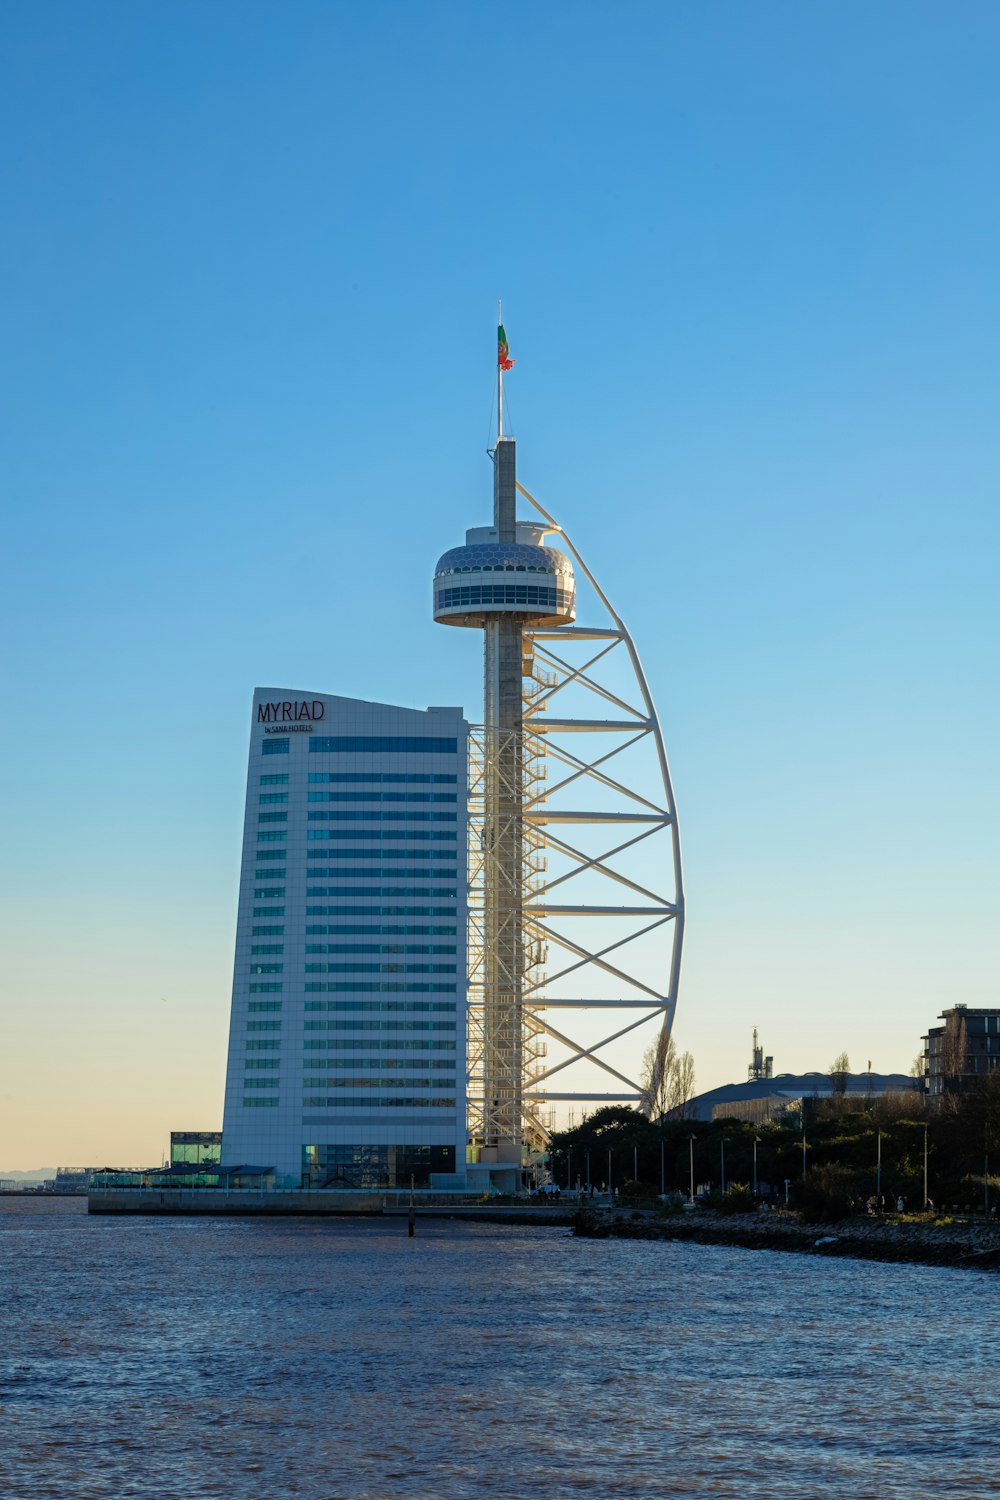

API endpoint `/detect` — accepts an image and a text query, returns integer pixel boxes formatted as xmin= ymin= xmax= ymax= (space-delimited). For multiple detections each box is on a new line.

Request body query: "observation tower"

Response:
xmin=434 ymin=318 xmax=684 ymax=1189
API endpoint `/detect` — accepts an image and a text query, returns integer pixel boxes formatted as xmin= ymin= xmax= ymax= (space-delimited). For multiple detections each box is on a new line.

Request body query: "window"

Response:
xmin=258 ymin=811 xmax=288 ymax=822
xmin=307 ymin=866 xmax=458 ymax=878
xmin=254 ymin=868 xmax=286 ymax=880
xmin=262 ymin=739 xmax=290 ymax=755
xmin=246 ymin=1040 xmax=281 ymax=1050
xmin=259 ymin=792 xmax=289 ymax=804
xmin=252 ymin=909 xmax=285 ymax=919
xmin=308 ymin=828 xmax=456 ymax=841
xmin=248 ymin=1001 xmax=283 ymax=1012
xmin=254 ymin=887 xmax=286 ymax=899
xmin=306 ymin=963 xmax=455 ymax=976
xmin=309 ymin=736 xmax=458 ymax=754
xmin=307 ymin=810 xmax=456 ymax=823
xmin=248 ymin=1020 xmax=282 ymax=1031
xmin=305 ymin=1002 xmax=458 ymax=1014
xmin=304 ymin=944 xmax=456 ymax=955
xmin=308 ymin=791 xmax=457 ymax=803
xmin=307 ymin=900 xmax=455 ymax=912
xmin=304 ymin=1039 xmax=456 ymax=1051
xmin=309 ymin=773 xmax=457 ymax=785
xmin=302 ymin=1096 xmax=455 ymax=1109
xmin=256 ymin=853 xmax=287 ymax=863
xmin=243 ymin=1097 xmax=279 ymax=1107
xmin=250 ymin=963 xmax=283 ymax=974
xmin=251 ymin=944 xmax=284 ymax=955
xmin=305 ymin=990 xmax=456 ymax=1002
xmin=244 ymin=1059 xmax=281 ymax=1070
xmin=249 ymin=984 xmax=283 ymax=994
xmin=304 ymin=1073 xmax=455 ymax=1085
xmin=257 ymin=831 xmax=287 ymax=842
xmin=306 ymin=923 xmax=455 ymax=934
xmin=252 ymin=924 xmax=285 ymax=935
xmin=434 ymin=584 xmax=573 ymax=611
xmin=306 ymin=895 xmax=456 ymax=905
xmin=304 ymin=1019 xmax=455 ymax=1031
xmin=260 ymin=773 xmax=289 ymax=785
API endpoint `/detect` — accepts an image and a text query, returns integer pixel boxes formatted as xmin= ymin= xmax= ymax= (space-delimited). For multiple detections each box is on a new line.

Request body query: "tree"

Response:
xmin=829 ymin=1052 xmax=850 ymax=1095
xmin=640 ymin=1033 xmax=696 ymax=1120
xmin=940 ymin=1011 xmax=969 ymax=1094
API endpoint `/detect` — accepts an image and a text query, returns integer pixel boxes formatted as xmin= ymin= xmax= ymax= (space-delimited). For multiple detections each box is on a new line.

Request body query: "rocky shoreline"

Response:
xmin=574 ymin=1207 xmax=1000 ymax=1272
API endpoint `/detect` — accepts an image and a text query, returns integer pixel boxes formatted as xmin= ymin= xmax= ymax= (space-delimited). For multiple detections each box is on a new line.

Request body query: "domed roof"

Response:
xmin=434 ymin=542 xmax=573 ymax=576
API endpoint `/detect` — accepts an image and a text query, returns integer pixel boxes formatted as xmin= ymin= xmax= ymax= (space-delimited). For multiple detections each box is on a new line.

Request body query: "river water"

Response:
xmin=1 ymin=1198 xmax=997 ymax=1499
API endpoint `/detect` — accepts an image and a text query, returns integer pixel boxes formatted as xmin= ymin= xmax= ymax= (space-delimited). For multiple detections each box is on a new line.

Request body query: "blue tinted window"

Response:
xmin=304 ymin=986 xmax=456 ymax=998
xmin=308 ymin=829 xmax=455 ymax=842
xmin=309 ymin=736 xmax=457 ymax=754
xmin=307 ymin=864 xmax=457 ymax=877
xmin=254 ymin=887 xmax=286 ymax=899
xmin=260 ymin=774 xmax=289 ymax=785
xmin=302 ymin=1096 xmax=455 ymax=1108
xmin=249 ymin=984 xmax=283 ymax=994
xmin=262 ymin=739 xmax=290 ymax=756
xmin=248 ymin=1001 xmax=283 ymax=1012
xmin=308 ymin=773 xmax=457 ymax=785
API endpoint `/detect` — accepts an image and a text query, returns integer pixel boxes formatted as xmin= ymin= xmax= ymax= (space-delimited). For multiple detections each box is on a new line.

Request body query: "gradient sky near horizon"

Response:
xmin=2 ymin=2 xmax=998 ymax=1169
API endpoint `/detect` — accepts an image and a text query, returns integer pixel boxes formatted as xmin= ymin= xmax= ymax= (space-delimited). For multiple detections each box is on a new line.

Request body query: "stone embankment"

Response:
xmin=574 ymin=1207 xmax=1000 ymax=1272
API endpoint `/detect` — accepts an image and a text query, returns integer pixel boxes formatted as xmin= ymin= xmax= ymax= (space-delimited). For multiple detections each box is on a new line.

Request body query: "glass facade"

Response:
xmin=220 ymin=691 xmax=468 ymax=1187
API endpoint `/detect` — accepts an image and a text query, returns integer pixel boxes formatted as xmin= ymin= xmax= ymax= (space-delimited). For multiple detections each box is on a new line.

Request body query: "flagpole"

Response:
xmin=497 ymin=296 xmax=503 ymax=441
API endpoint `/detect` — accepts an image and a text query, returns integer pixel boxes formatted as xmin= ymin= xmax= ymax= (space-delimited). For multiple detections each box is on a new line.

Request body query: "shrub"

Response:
xmin=792 ymin=1163 xmax=857 ymax=1223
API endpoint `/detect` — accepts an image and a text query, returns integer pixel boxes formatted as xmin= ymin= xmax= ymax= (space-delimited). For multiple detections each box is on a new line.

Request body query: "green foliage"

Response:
xmin=792 ymin=1163 xmax=858 ymax=1223
xmin=703 ymin=1184 xmax=754 ymax=1215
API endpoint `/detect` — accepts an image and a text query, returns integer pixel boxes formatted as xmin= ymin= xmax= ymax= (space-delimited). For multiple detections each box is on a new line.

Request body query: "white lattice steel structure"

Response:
xmin=434 ymin=435 xmax=683 ymax=1177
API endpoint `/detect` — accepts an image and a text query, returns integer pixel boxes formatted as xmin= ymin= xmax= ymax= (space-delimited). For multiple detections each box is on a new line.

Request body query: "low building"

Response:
xmin=681 ymin=1071 xmax=917 ymax=1124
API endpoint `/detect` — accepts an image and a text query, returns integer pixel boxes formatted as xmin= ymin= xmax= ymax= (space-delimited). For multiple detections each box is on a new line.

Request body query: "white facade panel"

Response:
xmin=220 ymin=689 xmax=469 ymax=1188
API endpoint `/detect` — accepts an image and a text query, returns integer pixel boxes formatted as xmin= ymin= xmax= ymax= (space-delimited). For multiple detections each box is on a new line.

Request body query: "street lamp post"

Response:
xmin=923 ymin=1123 xmax=929 ymax=1211
xmin=876 ymin=1129 xmax=882 ymax=1208
xmin=567 ymin=1147 xmax=572 ymax=1193
xmin=585 ymin=1150 xmax=590 ymax=1191
xmin=753 ymin=1137 xmax=759 ymax=1200
xmin=660 ymin=1136 xmax=665 ymax=1196
xmin=801 ymin=1131 xmax=807 ymax=1178
xmin=688 ymin=1134 xmax=696 ymax=1203
xmin=607 ymin=1147 xmax=612 ymax=1197
xmin=720 ymin=1137 xmax=726 ymax=1195
xmin=633 ymin=1144 xmax=638 ymax=1187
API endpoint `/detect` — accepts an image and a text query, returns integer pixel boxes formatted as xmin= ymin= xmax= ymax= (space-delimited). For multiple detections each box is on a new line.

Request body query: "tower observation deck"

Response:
xmin=435 ymin=369 xmax=684 ymax=1191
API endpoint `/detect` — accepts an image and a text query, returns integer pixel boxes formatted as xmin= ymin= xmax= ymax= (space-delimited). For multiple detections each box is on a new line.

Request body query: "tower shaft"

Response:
xmin=482 ymin=437 xmax=524 ymax=1149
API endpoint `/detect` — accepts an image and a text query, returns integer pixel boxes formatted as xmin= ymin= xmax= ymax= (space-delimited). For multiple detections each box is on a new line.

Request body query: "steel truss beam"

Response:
xmin=463 ymin=480 xmax=685 ymax=1152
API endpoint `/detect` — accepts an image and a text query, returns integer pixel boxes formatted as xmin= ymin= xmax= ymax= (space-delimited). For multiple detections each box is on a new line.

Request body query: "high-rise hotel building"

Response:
xmin=220 ymin=689 xmax=469 ymax=1189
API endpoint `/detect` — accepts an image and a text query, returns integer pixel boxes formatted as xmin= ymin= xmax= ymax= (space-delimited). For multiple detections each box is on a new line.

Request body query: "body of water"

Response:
xmin=1 ymin=1198 xmax=997 ymax=1498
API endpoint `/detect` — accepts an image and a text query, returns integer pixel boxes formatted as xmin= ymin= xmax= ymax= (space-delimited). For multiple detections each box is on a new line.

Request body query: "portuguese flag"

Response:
xmin=497 ymin=324 xmax=515 ymax=371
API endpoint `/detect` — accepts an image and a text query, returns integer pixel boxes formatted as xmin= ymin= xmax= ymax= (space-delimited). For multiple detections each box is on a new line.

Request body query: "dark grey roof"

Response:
xmin=682 ymin=1072 xmax=917 ymax=1121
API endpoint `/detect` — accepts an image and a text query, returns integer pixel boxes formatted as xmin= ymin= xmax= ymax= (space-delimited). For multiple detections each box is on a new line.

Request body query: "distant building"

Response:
xmin=682 ymin=1071 xmax=917 ymax=1124
xmin=924 ymin=1006 xmax=1000 ymax=1096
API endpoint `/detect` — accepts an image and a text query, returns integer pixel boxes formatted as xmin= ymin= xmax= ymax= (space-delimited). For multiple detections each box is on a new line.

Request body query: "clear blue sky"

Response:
xmin=2 ymin=2 xmax=997 ymax=1167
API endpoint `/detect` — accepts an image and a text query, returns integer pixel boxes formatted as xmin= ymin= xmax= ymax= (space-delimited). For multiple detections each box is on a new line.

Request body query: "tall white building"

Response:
xmin=220 ymin=689 xmax=469 ymax=1189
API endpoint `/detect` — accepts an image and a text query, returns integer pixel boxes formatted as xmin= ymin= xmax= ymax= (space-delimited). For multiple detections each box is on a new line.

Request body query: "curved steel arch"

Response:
xmin=518 ymin=480 xmax=684 ymax=1126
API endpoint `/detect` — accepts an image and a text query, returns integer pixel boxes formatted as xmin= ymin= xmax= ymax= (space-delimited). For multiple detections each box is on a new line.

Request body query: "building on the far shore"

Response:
xmin=682 ymin=1070 xmax=918 ymax=1125
xmin=923 ymin=1006 xmax=1000 ymax=1096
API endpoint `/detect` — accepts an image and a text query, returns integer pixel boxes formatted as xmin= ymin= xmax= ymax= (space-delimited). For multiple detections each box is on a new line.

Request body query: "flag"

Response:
xmin=498 ymin=324 xmax=515 ymax=371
